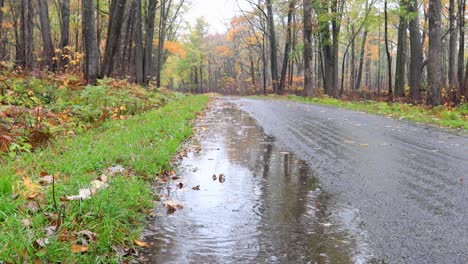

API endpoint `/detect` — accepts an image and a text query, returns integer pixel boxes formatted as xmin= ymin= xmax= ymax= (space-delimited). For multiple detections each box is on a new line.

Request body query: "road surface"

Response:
xmin=239 ymin=98 xmax=468 ymax=263
xmin=142 ymin=98 xmax=468 ymax=263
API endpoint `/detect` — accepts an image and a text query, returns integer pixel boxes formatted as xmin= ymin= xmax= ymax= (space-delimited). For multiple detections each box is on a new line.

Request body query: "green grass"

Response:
xmin=249 ymin=94 xmax=468 ymax=130
xmin=0 ymin=94 xmax=209 ymax=263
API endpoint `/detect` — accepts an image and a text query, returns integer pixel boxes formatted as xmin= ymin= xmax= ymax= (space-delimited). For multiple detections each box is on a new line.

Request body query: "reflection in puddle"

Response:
xmin=141 ymin=100 xmax=366 ymax=263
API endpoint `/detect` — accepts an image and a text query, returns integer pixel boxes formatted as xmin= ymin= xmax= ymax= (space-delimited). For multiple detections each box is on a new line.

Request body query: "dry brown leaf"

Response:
xmin=133 ymin=239 xmax=149 ymax=247
xmin=71 ymin=244 xmax=88 ymax=254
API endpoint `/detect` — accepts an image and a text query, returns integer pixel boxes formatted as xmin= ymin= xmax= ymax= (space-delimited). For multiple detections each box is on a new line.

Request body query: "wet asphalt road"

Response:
xmin=238 ymin=98 xmax=468 ymax=263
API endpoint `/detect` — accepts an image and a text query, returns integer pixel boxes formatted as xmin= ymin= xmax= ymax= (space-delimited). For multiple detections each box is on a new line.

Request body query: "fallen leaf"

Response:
xmin=192 ymin=185 xmax=200 ymax=190
xmin=171 ymin=176 xmax=180 ymax=180
xmin=344 ymin=140 xmax=355 ymax=144
xmin=177 ymin=182 xmax=183 ymax=189
xmin=219 ymin=173 xmax=225 ymax=183
xmin=39 ymin=175 xmax=54 ymax=185
xmin=359 ymin=143 xmax=369 ymax=147
xmin=212 ymin=174 xmax=217 ymax=181
xmin=35 ymin=238 xmax=49 ymax=248
xmin=21 ymin=218 xmax=31 ymax=227
xmin=71 ymin=244 xmax=88 ymax=254
xmin=98 ymin=174 xmax=108 ymax=183
xmin=133 ymin=239 xmax=149 ymax=247
xmin=66 ymin=188 xmax=92 ymax=201
xmin=163 ymin=200 xmax=183 ymax=213
xmin=40 ymin=171 xmax=48 ymax=177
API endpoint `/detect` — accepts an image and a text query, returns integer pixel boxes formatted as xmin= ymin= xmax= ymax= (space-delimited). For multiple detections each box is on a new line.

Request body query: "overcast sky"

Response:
xmin=185 ymin=0 xmax=248 ymax=34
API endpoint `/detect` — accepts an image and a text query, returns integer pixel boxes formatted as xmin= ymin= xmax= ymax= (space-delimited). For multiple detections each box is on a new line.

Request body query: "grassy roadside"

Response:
xmin=0 ymin=94 xmax=209 ymax=263
xmin=249 ymin=95 xmax=468 ymax=130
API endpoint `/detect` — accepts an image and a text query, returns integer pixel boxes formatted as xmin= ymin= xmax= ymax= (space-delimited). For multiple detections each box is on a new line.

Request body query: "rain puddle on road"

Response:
xmin=141 ymin=99 xmax=363 ymax=263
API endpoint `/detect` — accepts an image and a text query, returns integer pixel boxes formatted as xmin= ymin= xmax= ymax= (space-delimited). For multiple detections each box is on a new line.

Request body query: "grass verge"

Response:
xmin=249 ymin=94 xmax=468 ymax=130
xmin=0 ymin=94 xmax=209 ymax=263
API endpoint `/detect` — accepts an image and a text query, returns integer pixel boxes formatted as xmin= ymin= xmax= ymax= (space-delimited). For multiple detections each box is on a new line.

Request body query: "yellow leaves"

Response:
xmin=163 ymin=41 xmax=186 ymax=58
xmin=21 ymin=176 xmax=41 ymax=199
xmin=215 ymin=46 xmax=233 ymax=57
xmin=133 ymin=239 xmax=149 ymax=247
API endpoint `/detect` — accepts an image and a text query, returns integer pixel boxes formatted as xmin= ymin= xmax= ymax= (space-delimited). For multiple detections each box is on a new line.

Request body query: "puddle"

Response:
xmin=141 ymin=100 xmax=366 ymax=263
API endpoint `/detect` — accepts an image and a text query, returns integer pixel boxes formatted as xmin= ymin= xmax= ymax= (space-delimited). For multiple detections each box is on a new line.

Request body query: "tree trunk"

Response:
xmin=18 ymin=0 xmax=34 ymax=70
xmin=38 ymin=0 xmax=55 ymax=71
xmin=156 ymin=0 xmax=172 ymax=87
xmin=143 ymin=0 xmax=158 ymax=85
xmin=384 ymin=0 xmax=393 ymax=100
xmin=350 ymin=25 xmax=356 ymax=91
xmin=427 ymin=0 xmax=443 ymax=105
xmin=133 ymin=0 xmax=144 ymax=84
xmin=0 ymin=0 xmax=4 ymax=58
xmin=303 ymin=0 xmax=313 ymax=96
xmin=394 ymin=0 xmax=407 ymax=97
xmin=101 ymin=0 xmax=127 ymax=77
xmin=457 ymin=0 xmax=466 ymax=93
xmin=266 ymin=0 xmax=279 ymax=94
xmin=408 ymin=0 xmax=423 ymax=102
xmin=355 ymin=29 xmax=367 ymax=90
xmin=82 ymin=0 xmax=99 ymax=84
xmin=279 ymin=0 xmax=295 ymax=93
xmin=59 ymin=0 xmax=70 ymax=68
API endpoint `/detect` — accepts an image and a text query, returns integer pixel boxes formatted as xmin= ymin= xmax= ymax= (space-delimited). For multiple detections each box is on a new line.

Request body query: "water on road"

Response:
xmin=141 ymin=99 xmax=370 ymax=263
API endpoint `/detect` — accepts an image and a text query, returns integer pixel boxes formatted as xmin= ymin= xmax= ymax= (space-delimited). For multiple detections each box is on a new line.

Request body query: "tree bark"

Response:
xmin=303 ymin=0 xmax=313 ymax=96
xmin=156 ymin=0 xmax=172 ymax=87
xmin=448 ymin=0 xmax=457 ymax=91
xmin=266 ymin=0 xmax=279 ymax=94
xmin=133 ymin=0 xmax=144 ymax=84
xmin=59 ymin=0 xmax=70 ymax=68
xmin=457 ymin=0 xmax=466 ymax=94
xmin=82 ymin=0 xmax=99 ymax=84
xmin=279 ymin=0 xmax=295 ymax=93
xmin=38 ymin=0 xmax=55 ymax=71
xmin=101 ymin=0 xmax=127 ymax=77
xmin=408 ymin=0 xmax=423 ymax=102
xmin=0 ymin=0 xmax=4 ymax=58
xmin=394 ymin=0 xmax=407 ymax=97
xmin=355 ymin=29 xmax=367 ymax=90
xmin=427 ymin=0 xmax=443 ymax=105
xmin=143 ymin=0 xmax=158 ymax=85
xmin=18 ymin=0 xmax=34 ymax=70
xmin=384 ymin=0 xmax=393 ymax=100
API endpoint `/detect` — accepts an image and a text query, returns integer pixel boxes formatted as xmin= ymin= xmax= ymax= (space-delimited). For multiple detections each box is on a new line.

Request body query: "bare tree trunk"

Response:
xmin=457 ymin=0 xmax=466 ymax=94
xmin=355 ymin=29 xmax=367 ymax=90
xmin=0 ymin=0 xmax=4 ymax=58
xmin=38 ymin=0 xmax=55 ymax=71
xmin=156 ymin=0 xmax=172 ymax=87
xmin=448 ymin=0 xmax=458 ymax=99
xmin=408 ymin=0 xmax=423 ymax=102
xmin=350 ymin=25 xmax=355 ymax=91
xmin=82 ymin=0 xmax=99 ymax=84
xmin=59 ymin=0 xmax=70 ymax=68
xmin=303 ymin=0 xmax=313 ymax=96
xmin=133 ymin=0 xmax=144 ymax=84
xmin=143 ymin=0 xmax=158 ymax=84
xmin=427 ymin=0 xmax=443 ymax=105
xmin=266 ymin=0 xmax=279 ymax=94
xmin=18 ymin=0 xmax=34 ymax=70
xmin=394 ymin=0 xmax=407 ymax=97
xmin=101 ymin=0 xmax=127 ymax=77
xmin=384 ymin=0 xmax=393 ymax=100
xmin=279 ymin=0 xmax=295 ymax=93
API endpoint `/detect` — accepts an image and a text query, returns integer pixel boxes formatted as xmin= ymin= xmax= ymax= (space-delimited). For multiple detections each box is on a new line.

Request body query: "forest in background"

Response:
xmin=0 ymin=0 xmax=466 ymax=107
